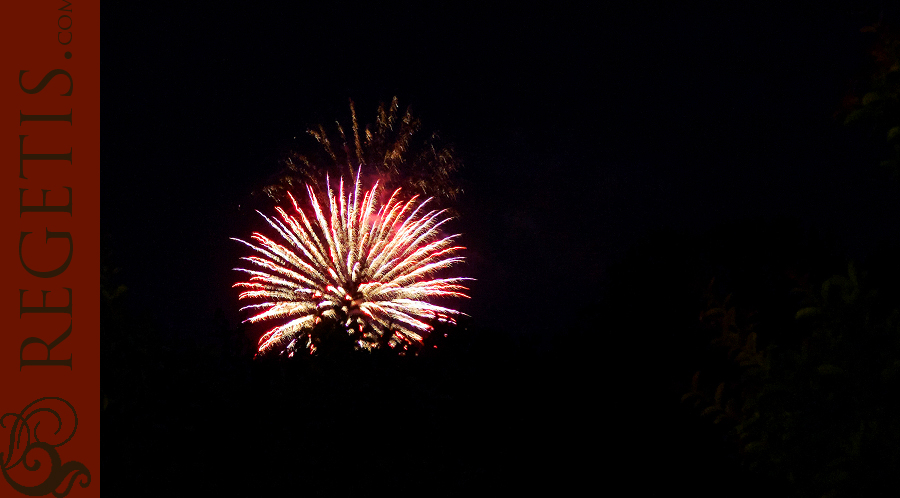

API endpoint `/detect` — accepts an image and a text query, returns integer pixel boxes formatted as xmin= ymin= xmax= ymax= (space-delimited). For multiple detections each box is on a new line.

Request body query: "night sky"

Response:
xmin=101 ymin=2 xmax=900 ymax=494
xmin=103 ymin=3 xmax=897 ymax=337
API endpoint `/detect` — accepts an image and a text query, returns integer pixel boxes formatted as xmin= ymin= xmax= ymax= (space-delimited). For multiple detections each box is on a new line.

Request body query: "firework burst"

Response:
xmin=234 ymin=169 xmax=470 ymax=356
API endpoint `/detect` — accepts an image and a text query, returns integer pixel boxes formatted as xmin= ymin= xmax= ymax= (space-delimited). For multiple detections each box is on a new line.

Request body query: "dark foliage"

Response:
xmin=599 ymin=217 xmax=851 ymax=496
xmin=683 ymin=237 xmax=900 ymax=496
xmin=842 ymin=18 xmax=900 ymax=181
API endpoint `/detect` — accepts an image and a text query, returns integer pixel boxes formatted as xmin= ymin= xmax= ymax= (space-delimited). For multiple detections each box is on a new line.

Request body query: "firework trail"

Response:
xmin=262 ymin=97 xmax=462 ymax=204
xmin=234 ymin=169 xmax=470 ymax=356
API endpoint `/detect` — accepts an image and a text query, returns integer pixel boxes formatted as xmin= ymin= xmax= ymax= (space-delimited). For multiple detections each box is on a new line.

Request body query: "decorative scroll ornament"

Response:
xmin=1 ymin=397 xmax=90 ymax=497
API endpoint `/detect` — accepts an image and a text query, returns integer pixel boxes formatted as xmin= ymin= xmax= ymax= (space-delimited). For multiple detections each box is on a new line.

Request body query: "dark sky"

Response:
xmin=102 ymin=3 xmax=900 ymax=342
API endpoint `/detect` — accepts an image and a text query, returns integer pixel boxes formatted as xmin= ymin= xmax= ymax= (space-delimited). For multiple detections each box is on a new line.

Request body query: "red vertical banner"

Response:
xmin=1 ymin=1 xmax=99 ymax=497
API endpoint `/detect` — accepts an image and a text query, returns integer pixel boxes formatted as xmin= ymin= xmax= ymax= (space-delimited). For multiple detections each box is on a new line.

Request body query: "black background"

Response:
xmin=101 ymin=2 xmax=900 ymax=495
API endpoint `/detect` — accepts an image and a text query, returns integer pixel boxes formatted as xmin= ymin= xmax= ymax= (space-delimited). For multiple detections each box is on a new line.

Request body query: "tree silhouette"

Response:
xmin=684 ymin=249 xmax=900 ymax=497
xmin=842 ymin=18 xmax=900 ymax=181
